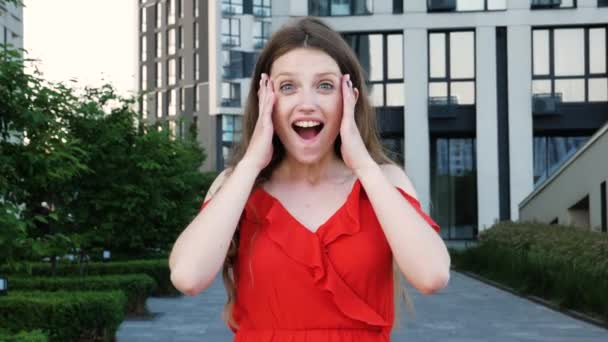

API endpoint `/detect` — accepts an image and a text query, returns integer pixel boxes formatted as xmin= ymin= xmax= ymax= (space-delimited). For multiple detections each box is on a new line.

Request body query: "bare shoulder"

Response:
xmin=204 ymin=167 xmax=234 ymax=202
xmin=379 ymin=163 xmax=419 ymax=200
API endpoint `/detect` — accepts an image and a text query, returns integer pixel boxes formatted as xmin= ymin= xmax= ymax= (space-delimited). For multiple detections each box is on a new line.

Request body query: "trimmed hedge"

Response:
xmin=1 ymin=259 xmax=177 ymax=296
xmin=0 ymin=291 xmax=126 ymax=342
xmin=0 ymin=329 xmax=48 ymax=342
xmin=8 ymin=274 xmax=156 ymax=315
xmin=451 ymin=221 xmax=608 ymax=323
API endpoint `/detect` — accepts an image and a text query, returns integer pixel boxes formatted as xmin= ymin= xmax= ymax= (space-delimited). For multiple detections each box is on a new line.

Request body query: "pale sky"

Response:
xmin=24 ymin=0 xmax=137 ymax=97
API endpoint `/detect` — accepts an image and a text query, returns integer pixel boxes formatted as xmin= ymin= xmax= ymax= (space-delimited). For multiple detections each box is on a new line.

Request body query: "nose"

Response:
xmin=295 ymin=87 xmax=318 ymax=113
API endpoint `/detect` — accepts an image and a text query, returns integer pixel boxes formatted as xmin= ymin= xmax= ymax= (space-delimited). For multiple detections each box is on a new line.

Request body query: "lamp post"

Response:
xmin=102 ymin=249 xmax=111 ymax=262
xmin=0 ymin=276 xmax=8 ymax=296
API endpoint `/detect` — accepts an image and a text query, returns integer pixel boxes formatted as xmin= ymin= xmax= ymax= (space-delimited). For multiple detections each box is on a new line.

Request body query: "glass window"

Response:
xmin=534 ymin=136 xmax=590 ymax=186
xmin=168 ymin=28 xmax=176 ymax=55
xmin=194 ymin=0 xmax=199 ymax=17
xmin=450 ymin=32 xmax=475 ymax=79
xmin=533 ymin=30 xmax=550 ymax=75
xmin=386 ymin=83 xmax=404 ymax=106
xmin=194 ymin=53 xmax=199 ymax=80
xmin=309 ymin=0 xmax=372 ymax=16
xmin=430 ymin=33 xmax=446 ymax=78
xmin=554 ymin=78 xmax=585 ymax=102
xmin=178 ymin=56 xmax=184 ymax=81
xmin=168 ymin=59 xmax=176 ymax=85
xmin=429 ymin=30 xmax=476 ymax=106
xmin=428 ymin=0 xmax=506 ymax=12
xmin=141 ymin=36 xmax=147 ymax=62
xmin=221 ymin=82 xmax=241 ymax=107
xmin=156 ymin=2 xmax=162 ymax=28
xmin=588 ymin=78 xmax=608 ymax=102
xmin=254 ymin=20 xmax=271 ymax=49
xmin=157 ymin=61 xmax=162 ymax=87
xmin=168 ymin=88 xmax=177 ymax=116
xmin=194 ymin=83 xmax=200 ymax=112
xmin=156 ymin=32 xmax=162 ymax=57
xmin=156 ymin=92 xmax=163 ymax=118
xmin=532 ymin=26 xmax=607 ymax=103
xmin=178 ymin=26 xmax=184 ymax=50
xmin=141 ymin=65 xmax=147 ymax=92
xmin=253 ymin=0 xmax=272 ymax=17
xmin=344 ymin=32 xmax=404 ymax=107
xmin=222 ymin=0 xmax=243 ymax=15
xmin=590 ymin=28 xmax=606 ymax=74
xmin=387 ymin=34 xmax=403 ymax=79
xmin=141 ymin=7 xmax=147 ymax=32
xmin=222 ymin=18 xmax=240 ymax=47
xmin=531 ymin=0 xmax=575 ymax=9
xmin=554 ymin=29 xmax=584 ymax=76
xmin=178 ymin=0 xmax=183 ymax=18
xmin=142 ymin=95 xmax=148 ymax=119
xmin=179 ymin=87 xmax=185 ymax=112
xmin=168 ymin=0 xmax=175 ymax=25
xmin=430 ymin=137 xmax=478 ymax=240
xmin=194 ymin=22 xmax=199 ymax=49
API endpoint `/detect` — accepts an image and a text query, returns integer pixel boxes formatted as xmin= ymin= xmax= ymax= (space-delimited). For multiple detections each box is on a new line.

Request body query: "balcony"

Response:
xmin=531 ymin=0 xmax=563 ymax=9
xmin=427 ymin=0 xmax=456 ymax=12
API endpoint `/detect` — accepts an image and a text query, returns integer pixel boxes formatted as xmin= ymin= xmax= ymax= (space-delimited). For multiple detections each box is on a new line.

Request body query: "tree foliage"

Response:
xmin=1 ymin=44 xmax=207 ymax=269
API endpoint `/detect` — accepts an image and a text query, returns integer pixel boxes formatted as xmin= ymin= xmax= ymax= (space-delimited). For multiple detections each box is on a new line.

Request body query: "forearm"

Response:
xmin=355 ymin=163 xmax=450 ymax=293
xmin=169 ymin=161 xmax=259 ymax=295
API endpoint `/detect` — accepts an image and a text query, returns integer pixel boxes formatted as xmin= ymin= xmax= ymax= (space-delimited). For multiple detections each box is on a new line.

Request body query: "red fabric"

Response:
xmin=199 ymin=179 xmax=440 ymax=341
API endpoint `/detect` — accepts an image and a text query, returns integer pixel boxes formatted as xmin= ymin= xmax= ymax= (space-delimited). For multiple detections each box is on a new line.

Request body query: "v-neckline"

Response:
xmin=258 ymin=178 xmax=360 ymax=235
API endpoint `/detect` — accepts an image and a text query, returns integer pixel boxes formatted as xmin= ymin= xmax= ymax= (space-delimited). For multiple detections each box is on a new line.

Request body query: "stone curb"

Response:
xmin=452 ymin=268 xmax=608 ymax=331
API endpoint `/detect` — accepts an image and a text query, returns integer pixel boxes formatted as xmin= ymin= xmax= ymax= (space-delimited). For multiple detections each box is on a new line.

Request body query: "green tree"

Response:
xmin=1 ymin=43 xmax=208 ymax=270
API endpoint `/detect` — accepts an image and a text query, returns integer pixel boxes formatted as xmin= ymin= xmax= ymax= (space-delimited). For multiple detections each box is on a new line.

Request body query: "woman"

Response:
xmin=169 ymin=17 xmax=450 ymax=341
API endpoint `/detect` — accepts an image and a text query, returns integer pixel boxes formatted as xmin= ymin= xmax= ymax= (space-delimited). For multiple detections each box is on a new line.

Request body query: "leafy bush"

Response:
xmin=451 ymin=221 xmax=608 ymax=323
xmin=0 ymin=291 xmax=126 ymax=342
xmin=8 ymin=274 xmax=156 ymax=315
xmin=2 ymin=259 xmax=176 ymax=296
xmin=0 ymin=329 xmax=48 ymax=342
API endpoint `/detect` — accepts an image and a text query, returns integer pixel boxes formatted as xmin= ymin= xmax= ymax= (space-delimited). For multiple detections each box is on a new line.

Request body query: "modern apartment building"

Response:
xmin=137 ymin=0 xmax=269 ymax=172
xmin=0 ymin=0 xmax=23 ymax=50
xmin=138 ymin=0 xmax=608 ymax=241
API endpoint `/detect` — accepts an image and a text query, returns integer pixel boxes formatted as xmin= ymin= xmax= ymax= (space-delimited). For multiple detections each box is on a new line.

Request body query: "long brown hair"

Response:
xmin=220 ymin=16 xmax=415 ymax=331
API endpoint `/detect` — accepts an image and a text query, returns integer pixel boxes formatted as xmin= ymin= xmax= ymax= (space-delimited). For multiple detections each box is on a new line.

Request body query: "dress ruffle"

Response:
xmin=253 ymin=179 xmax=390 ymax=328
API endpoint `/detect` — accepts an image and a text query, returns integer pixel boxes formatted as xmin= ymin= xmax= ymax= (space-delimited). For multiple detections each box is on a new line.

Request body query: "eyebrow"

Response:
xmin=274 ymin=71 xmax=340 ymax=78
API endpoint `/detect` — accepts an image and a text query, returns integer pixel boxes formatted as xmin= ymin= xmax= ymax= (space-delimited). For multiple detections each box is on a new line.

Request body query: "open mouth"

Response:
xmin=292 ymin=121 xmax=324 ymax=141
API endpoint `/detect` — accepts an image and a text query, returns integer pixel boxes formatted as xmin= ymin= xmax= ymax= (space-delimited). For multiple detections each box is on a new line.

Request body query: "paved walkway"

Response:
xmin=117 ymin=271 xmax=608 ymax=341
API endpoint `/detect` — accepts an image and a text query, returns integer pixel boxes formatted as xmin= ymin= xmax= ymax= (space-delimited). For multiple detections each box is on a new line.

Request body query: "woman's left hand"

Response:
xmin=340 ymin=74 xmax=376 ymax=174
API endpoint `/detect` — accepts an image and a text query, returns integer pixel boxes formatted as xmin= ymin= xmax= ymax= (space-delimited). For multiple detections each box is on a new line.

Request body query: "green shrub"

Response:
xmin=8 ymin=274 xmax=156 ymax=315
xmin=451 ymin=221 xmax=608 ymax=323
xmin=0 ymin=329 xmax=48 ymax=342
xmin=1 ymin=259 xmax=177 ymax=296
xmin=0 ymin=291 xmax=126 ymax=342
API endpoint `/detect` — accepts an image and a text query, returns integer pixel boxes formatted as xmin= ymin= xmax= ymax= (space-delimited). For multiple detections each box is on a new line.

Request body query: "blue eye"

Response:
xmin=319 ymin=82 xmax=334 ymax=90
xmin=279 ymin=83 xmax=294 ymax=92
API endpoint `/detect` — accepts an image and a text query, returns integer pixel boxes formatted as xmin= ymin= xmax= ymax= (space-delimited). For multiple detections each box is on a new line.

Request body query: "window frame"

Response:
xmin=343 ymin=31 xmax=404 ymax=108
xmin=427 ymin=0 xmax=507 ymax=13
xmin=427 ymin=29 xmax=477 ymax=107
xmin=222 ymin=17 xmax=241 ymax=48
xmin=531 ymin=25 xmax=608 ymax=103
xmin=309 ymin=0 xmax=374 ymax=17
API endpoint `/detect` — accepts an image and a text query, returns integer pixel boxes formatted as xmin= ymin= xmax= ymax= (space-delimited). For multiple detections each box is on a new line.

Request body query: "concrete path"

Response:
xmin=117 ymin=271 xmax=608 ymax=341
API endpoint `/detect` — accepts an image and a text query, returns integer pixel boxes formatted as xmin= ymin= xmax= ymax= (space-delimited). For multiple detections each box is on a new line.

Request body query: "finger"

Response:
xmin=264 ymin=79 xmax=275 ymax=120
xmin=342 ymin=74 xmax=356 ymax=116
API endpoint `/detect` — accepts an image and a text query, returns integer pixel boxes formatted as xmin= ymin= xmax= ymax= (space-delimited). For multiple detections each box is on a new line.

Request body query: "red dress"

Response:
xmin=200 ymin=178 xmax=440 ymax=342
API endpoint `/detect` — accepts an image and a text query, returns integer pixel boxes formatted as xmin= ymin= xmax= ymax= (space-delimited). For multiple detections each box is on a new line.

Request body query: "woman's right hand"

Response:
xmin=241 ymin=73 xmax=275 ymax=172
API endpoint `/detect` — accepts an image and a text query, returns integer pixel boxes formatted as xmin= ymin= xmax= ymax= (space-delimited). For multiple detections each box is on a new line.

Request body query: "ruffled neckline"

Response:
xmin=244 ymin=178 xmax=390 ymax=328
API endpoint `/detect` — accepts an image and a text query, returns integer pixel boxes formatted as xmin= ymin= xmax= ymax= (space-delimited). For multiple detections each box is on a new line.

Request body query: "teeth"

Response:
xmin=293 ymin=120 xmax=321 ymax=128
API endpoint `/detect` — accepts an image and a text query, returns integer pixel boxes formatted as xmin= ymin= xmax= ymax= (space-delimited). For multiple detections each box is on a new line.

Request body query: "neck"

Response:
xmin=274 ymin=151 xmax=349 ymax=186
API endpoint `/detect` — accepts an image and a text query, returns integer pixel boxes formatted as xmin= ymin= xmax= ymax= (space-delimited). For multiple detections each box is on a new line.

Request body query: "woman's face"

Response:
xmin=269 ymin=48 xmax=343 ymax=164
